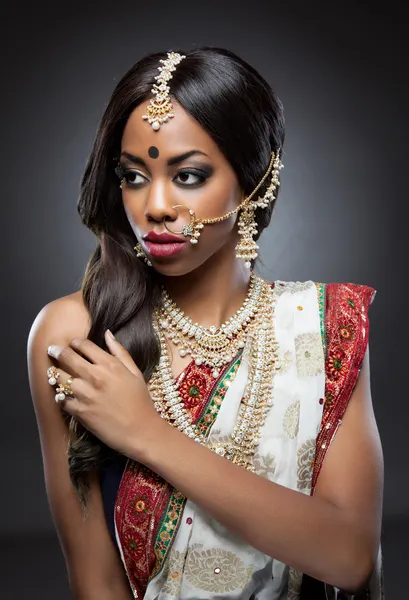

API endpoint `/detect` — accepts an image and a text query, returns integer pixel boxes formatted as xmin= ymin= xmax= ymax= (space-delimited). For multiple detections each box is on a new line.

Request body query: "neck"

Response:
xmin=162 ymin=244 xmax=253 ymax=329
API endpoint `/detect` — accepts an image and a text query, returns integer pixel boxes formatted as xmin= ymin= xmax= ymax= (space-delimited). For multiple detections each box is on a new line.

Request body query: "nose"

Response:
xmin=144 ymin=179 xmax=178 ymax=225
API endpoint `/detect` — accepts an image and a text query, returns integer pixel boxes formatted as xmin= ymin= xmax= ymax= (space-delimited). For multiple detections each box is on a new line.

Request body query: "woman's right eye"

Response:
xmin=123 ymin=170 xmax=147 ymax=187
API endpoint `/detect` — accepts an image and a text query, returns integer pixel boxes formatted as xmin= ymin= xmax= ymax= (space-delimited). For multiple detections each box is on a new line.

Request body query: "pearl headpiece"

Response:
xmin=142 ymin=51 xmax=186 ymax=131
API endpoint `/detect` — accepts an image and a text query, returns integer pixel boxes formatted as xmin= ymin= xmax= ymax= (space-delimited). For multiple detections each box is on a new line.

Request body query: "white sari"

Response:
xmin=114 ymin=280 xmax=383 ymax=600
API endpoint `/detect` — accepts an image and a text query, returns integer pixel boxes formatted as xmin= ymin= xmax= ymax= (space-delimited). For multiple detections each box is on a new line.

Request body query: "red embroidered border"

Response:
xmin=311 ymin=283 xmax=376 ymax=493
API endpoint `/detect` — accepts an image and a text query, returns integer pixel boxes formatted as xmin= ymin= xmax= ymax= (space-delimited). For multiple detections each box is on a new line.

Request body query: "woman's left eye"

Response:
xmin=174 ymin=170 xmax=207 ymax=186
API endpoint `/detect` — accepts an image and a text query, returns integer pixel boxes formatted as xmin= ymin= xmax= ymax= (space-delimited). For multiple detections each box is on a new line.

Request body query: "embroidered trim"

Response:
xmin=195 ymin=352 xmax=242 ymax=436
xmin=311 ymin=283 xmax=376 ymax=492
xmin=315 ymin=282 xmax=326 ymax=355
xmin=114 ymin=463 xmax=170 ymax=598
xmin=150 ymin=489 xmax=187 ymax=580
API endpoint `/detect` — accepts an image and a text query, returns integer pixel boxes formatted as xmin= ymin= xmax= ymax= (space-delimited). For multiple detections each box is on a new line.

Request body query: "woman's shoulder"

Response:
xmin=28 ymin=290 xmax=91 ymax=351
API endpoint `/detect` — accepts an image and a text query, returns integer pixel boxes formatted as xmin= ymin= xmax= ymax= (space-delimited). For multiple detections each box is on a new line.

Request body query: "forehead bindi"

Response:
xmin=148 ymin=146 xmax=160 ymax=159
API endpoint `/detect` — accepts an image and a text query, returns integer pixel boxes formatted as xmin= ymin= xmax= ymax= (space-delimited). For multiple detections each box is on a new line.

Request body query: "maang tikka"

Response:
xmin=142 ymin=51 xmax=186 ymax=131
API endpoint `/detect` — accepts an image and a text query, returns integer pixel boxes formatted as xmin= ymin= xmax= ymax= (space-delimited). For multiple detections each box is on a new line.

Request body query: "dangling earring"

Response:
xmin=235 ymin=206 xmax=259 ymax=269
xmin=134 ymin=242 xmax=153 ymax=267
xmin=235 ymin=151 xmax=283 ymax=268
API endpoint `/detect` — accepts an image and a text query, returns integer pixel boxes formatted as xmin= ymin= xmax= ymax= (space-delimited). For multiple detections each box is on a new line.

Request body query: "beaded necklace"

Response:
xmin=149 ymin=277 xmax=279 ymax=470
xmin=158 ymin=273 xmax=263 ymax=378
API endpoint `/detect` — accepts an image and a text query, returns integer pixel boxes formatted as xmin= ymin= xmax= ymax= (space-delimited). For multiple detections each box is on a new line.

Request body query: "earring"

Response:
xmin=235 ymin=206 xmax=259 ymax=269
xmin=234 ymin=151 xmax=283 ymax=268
xmin=134 ymin=242 xmax=153 ymax=267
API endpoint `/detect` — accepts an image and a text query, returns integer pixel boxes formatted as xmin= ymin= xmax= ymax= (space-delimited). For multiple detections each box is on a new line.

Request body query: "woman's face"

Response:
xmin=119 ymin=99 xmax=244 ymax=276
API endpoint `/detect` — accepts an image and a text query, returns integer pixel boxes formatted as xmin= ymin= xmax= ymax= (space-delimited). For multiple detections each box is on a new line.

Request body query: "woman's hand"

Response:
xmin=46 ymin=330 xmax=162 ymax=459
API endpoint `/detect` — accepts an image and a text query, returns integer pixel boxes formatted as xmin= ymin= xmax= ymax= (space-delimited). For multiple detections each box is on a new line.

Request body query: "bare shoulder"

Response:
xmin=28 ymin=290 xmax=91 ymax=349
xmin=26 ymin=291 xmax=134 ymax=595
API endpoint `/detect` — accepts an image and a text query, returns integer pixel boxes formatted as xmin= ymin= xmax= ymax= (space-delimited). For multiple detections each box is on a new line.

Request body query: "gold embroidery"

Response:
xmin=287 ymin=566 xmax=303 ymax=599
xmin=295 ymin=332 xmax=324 ymax=377
xmin=274 ymin=281 xmax=314 ymax=296
xmin=252 ymin=452 xmax=276 ymax=479
xmin=283 ymin=399 xmax=300 ymax=439
xmin=185 ymin=544 xmax=254 ymax=592
xmin=296 ymin=438 xmax=316 ymax=492
xmin=161 ymin=548 xmax=186 ymax=597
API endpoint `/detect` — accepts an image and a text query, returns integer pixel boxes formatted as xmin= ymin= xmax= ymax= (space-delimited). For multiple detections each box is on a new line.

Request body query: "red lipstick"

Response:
xmin=143 ymin=231 xmax=185 ymax=243
xmin=142 ymin=230 xmax=186 ymax=258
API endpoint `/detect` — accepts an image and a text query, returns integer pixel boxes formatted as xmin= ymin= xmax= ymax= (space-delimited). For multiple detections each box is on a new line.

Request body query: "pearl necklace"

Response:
xmin=149 ymin=279 xmax=279 ymax=470
xmin=158 ymin=274 xmax=264 ymax=378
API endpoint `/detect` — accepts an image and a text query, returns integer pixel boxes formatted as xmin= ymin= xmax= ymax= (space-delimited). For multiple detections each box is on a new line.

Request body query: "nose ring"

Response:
xmin=162 ymin=204 xmax=196 ymax=239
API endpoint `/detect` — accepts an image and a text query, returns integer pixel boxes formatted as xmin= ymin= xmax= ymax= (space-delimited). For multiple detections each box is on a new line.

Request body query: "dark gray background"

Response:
xmin=1 ymin=0 xmax=407 ymax=597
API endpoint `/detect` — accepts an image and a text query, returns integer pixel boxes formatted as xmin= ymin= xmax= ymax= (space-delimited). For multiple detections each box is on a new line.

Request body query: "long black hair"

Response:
xmin=71 ymin=46 xmax=285 ymax=509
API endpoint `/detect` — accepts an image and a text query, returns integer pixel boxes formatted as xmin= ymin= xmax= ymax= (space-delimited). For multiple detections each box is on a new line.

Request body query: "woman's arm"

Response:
xmin=137 ymin=346 xmax=383 ymax=594
xmin=27 ymin=296 xmax=133 ymax=600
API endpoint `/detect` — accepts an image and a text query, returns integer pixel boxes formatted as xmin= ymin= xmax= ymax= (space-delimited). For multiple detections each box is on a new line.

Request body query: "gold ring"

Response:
xmin=55 ymin=377 xmax=75 ymax=403
xmin=62 ymin=377 xmax=75 ymax=396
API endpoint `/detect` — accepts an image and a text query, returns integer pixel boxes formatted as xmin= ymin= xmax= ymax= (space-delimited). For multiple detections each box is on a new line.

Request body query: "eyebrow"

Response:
xmin=120 ymin=149 xmax=209 ymax=167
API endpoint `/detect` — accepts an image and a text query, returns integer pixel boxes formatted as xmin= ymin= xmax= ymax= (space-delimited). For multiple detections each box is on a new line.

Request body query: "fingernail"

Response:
xmin=47 ymin=345 xmax=57 ymax=358
xmin=106 ymin=329 xmax=116 ymax=340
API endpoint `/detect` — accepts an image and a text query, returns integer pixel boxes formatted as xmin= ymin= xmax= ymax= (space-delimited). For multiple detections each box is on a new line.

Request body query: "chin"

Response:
xmin=149 ymin=254 xmax=213 ymax=277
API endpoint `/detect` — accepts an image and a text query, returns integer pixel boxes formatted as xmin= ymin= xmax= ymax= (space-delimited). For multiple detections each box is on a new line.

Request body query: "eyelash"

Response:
xmin=116 ymin=165 xmax=209 ymax=188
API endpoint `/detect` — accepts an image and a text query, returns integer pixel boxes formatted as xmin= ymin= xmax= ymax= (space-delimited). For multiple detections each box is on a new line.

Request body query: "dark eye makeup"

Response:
xmin=115 ymin=162 xmax=213 ymax=188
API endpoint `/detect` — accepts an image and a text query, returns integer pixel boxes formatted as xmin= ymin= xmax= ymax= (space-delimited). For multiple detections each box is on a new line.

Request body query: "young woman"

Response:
xmin=27 ymin=47 xmax=384 ymax=599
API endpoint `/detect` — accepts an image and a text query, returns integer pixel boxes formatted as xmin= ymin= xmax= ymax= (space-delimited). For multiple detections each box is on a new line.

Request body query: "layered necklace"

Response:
xmin=149 ymin=276 xmax=280 ymax=470
xmin=157 ymin=273 xmax=264 ymax=378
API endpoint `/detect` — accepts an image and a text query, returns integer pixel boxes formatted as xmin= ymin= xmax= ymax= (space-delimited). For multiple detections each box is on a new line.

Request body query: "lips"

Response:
xmin=143 ymin=231 xmax=185 ymax=244
xmin=142 ymin=231 xmax=186 ymax=258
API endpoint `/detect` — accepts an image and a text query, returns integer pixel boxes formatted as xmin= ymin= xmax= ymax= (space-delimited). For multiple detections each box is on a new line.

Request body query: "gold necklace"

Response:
xmin=149 ymin=279 xmax=279 ymax=470
xmin=158 ymin=274 xmax=264 ymax=378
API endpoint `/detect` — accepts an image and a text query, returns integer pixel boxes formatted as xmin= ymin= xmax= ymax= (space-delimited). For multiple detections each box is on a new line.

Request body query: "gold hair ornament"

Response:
xmin=142 ymin=51 xmax=186 ymax=131
xmin=163 ymin=150 xmax=284 ymax=267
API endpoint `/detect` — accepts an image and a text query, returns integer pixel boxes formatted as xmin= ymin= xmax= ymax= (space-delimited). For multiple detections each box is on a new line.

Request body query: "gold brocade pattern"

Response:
xmin=288 ymin=567 xmax=303 ymax=600
xmin=252 ymin=451 xmax=277 ymax=479
xmin=161 ymin=548 xmax=186 ymax=597
xmin=296 ymin=438 xmax=316 ymax=493
xmin=294 ymin=332 xmax=324 ymax=377
xmin=283 ymin=399 xmax=300 ymax=439
xmin=274 ymin=281 xmax=313 ymax=296
xmin=184 ymin=544 xmax=255 ymax=593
